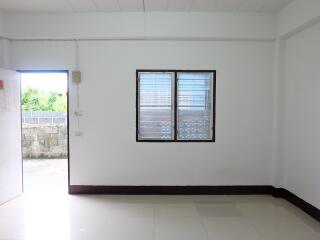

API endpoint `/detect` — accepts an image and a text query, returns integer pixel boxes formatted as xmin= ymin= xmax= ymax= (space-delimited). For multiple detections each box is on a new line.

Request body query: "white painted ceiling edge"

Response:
xmin=277 ymin=0 xmax=320 ymax=38
xmin=0 ymin=0 xmax=293 ymax=14
xmin=0 ymin=0 xmax=319 ymax=41
xmin=2 ymin=12 xmax=277 ymax=41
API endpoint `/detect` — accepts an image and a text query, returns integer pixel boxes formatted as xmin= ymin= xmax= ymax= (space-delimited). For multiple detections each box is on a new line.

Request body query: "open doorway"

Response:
xmin=20 ymin=71 xmax=69 ymax=194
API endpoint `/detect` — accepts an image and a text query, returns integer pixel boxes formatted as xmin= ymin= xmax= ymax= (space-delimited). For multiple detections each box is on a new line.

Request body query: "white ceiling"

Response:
xmin=0 ymin=0 xmax=293 ymax=13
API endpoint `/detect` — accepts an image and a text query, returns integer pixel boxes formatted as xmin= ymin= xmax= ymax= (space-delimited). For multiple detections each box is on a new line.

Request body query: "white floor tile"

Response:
xmin=69 ymin=196 xmax=111 ymax=240
xmin=155 ymin=203 xmax=199 ymax=217
xmin=155 ymin=217 xmax=208 ymax=240
xmin=108 ymin=203 xmax=155 ymax=218
xmin=195 ymin=201 xmax=242 ymax=217
xmin=247 ymin=217 xmax=320 ymax=240
xmin=104 ymin=217 xmax=154 ymax=240
xmin=236 ymin=202 xmax=296 ymax=217
xmin=0 ymin=196 xmax=25 ymax=240
xmin=203 ymin=217 xmax=263 ymax=240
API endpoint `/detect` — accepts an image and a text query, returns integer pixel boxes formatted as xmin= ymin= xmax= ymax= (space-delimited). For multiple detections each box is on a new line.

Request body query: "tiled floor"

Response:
xmin=0 ymin=160 xmax=319 ymax=239
xmin=1 ymin=194 xmax=320 ymax=240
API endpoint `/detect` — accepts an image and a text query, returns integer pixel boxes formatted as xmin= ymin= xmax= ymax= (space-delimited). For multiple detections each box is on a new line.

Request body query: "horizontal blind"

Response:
xmin=138 ymin=72 xmax=174 ymax=140
xmin=177 ymin=72 xmax=212 ymax=140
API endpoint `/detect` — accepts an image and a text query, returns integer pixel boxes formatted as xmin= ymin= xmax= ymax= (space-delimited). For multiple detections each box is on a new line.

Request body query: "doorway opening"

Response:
xmin=20 ymin=71 xmax=69 ymax=194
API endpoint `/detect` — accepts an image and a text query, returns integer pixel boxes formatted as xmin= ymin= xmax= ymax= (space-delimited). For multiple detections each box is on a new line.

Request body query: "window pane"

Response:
xmin=177 ymin=73 xmax=212 ymax=140
xmin=138 ymin=73 xmax=174 ymax=140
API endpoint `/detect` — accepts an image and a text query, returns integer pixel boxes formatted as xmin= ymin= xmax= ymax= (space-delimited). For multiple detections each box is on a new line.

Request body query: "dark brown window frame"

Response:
xmin=136 ymin=69 xmax=216 ymax=143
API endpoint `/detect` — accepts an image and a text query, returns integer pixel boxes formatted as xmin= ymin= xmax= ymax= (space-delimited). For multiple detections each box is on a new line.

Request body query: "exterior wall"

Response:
xmin=22 ymin=124 xmax=68 ymax=159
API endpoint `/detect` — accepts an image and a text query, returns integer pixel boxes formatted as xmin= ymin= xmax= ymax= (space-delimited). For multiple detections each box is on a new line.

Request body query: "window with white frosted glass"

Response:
xmin=177 ymin=73 xmax=213 ymax=140
xmin=137 ymin=70 xmax=215 ymax=142
xmin=137 ymin=72 xmax=174 ymax=140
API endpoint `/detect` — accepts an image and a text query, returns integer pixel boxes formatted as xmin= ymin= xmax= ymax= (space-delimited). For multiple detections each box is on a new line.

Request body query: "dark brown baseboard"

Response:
xmin=69 ymin=185 xmax=320 ymax=222
xmin=274 ymin=188 xmax=320 ymax=222
xmin=69 ymin=185 xmax=274 ymax=195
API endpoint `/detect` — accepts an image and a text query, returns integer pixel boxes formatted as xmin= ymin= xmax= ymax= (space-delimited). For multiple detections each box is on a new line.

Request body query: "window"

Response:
xmin=137 ymin=70 xmax=215 ymax=142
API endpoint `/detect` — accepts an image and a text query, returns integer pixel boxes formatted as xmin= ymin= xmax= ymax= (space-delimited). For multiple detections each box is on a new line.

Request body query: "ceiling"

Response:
xmin=0 ymin=0 xmax=293 ymax=13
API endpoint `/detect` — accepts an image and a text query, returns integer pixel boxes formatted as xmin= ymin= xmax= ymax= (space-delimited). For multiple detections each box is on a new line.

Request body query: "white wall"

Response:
xmin=10 ymin=39 xmax=274 ymax=186
xmin=283 ymin=22 xmax=320 ymax=208
xmin=273 ymin=0 xmax=320 ymax=208
xmin=6 ymin=11 xmax=276 ymax=187
xmin=10 ymin=41 xmax=75 ymax=70
xmin=0 ymin=12 xmax=6 ymax=68
xmin=0 ymin=39 xmax=10 ymax=69
xmin=0 ymin=40 xmax=4 ymax=68
xmin=271 ymin=39 xmax=286 ymax=188
xmin=0 ymin=12 xmax=4 ymax=37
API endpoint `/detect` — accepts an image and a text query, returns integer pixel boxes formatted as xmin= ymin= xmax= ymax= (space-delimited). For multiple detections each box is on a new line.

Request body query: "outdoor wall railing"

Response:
xmin=22 ymin=111 xmax=67 ymax=124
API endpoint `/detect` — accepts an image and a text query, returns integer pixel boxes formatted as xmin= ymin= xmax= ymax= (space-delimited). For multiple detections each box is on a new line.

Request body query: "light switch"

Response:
xmin=75 ymin=131 xmax=83 ymax=137
xmin=75 ymin=111 xmax=83 ymax=117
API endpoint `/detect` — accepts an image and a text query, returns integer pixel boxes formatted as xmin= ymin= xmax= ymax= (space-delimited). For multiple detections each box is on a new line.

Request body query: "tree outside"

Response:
xmin=21 ymin=88 xmax=67 ymax=112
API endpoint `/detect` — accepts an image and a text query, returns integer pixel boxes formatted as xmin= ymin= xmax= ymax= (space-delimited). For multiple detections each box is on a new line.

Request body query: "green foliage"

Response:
xmin=21 ymin=88 xmax=67 ymax=112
